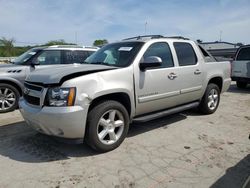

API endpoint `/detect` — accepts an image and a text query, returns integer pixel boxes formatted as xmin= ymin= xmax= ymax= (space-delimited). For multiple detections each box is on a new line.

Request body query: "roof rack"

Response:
xmin=165 ymin=36 xmax=189 ymax=40
xmin=48 ymin=45 xmax=83 ymax=48
xmin=123 ymin=35 xmax=164 ymax=41
xmin=123 ymin=35 xmax=189 ymax=41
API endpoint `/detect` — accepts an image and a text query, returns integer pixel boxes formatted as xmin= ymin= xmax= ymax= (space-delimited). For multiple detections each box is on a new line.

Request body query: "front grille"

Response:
xmin=24 ymin=94 xmax=40 ymax=106
xmin=24 ymin=82 xmax=43 ymax=92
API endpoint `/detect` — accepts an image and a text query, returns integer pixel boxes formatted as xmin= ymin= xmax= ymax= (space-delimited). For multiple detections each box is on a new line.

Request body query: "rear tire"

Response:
xmin=199 ymin=83 xmax=220 ymax=114
xmin=236 ymin=81 xmax=247 ymax=88
xmin=0 ymin=83 xmax=20 ymax=113
xmin=85 ymin=100 xmax=129 ymax=152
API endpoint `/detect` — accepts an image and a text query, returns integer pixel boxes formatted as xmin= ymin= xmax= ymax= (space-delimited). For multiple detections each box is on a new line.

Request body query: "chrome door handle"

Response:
xmin=168 ymin=73 xmax=177 ymax=80
xmin=194 ymin=69 xmax=201 ymax=75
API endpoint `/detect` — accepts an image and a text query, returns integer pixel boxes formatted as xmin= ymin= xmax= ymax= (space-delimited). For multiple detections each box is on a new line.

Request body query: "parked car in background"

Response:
xmin=19 ymin=35 xmax=231 ymax=152
xmin=0 ymin=45 xmax=98 ymax=113
xmin=231 ymin=45 xmax=250 ymax=88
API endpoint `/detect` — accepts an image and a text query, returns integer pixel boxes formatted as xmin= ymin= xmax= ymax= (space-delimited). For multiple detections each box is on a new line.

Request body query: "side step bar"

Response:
xmin=133 ymin=101 xmax=200 ymax=123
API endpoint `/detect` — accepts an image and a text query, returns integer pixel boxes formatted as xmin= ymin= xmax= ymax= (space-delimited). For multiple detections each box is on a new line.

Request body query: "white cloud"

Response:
xmin=0 ymin=0 xmax=249 ymax=45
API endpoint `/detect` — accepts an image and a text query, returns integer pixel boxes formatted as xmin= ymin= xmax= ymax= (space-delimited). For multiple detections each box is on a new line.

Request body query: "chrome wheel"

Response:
xmin=97 ymin=109 xmax=125 ymax=145
xmin=0 ymin=87 xmax=16 ymax=111
xmin=207 ymin=89 xmax=218 ymax=111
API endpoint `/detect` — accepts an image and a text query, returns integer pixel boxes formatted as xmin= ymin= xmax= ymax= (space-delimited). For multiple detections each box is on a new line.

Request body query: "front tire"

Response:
xmin=85 ymin=100 xmax=130 ymax=152
xmin=0 ymin=83 xmax=20 ymax=113
xmin=236 ymin=81 xmax=247 ymax=89
xmin=199 ymin=83 xmax=220 ymax=114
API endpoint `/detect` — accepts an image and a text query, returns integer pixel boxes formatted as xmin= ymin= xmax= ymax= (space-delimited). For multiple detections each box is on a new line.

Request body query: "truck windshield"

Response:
xmin=84 ymin=42 xmax=144 ymax=67
xmin=12 ymin=48 xmax=40 ymax=65
xmin=236 ymin=47 xmax=250 ymax=61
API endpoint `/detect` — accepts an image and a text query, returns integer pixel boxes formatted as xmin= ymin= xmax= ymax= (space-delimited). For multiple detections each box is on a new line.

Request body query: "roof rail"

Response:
xmin=165 ymin=36 xmax=189 ymax=40
xmin=48 ymin=45 xmax=83 ymax=48
xmin=123 ymin=35 xmax=189 ymax=41
xmin=123 ymin=35 xmax=164 ymax=41
xmin=83 ymin=46 xmax=100 ymax=49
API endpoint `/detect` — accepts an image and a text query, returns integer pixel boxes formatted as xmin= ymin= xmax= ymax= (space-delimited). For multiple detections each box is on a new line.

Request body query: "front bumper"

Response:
xmin=19 ymin=99 xmax=88 ymax=139
xmin=231 ymin=76 xmax=250 ymax=83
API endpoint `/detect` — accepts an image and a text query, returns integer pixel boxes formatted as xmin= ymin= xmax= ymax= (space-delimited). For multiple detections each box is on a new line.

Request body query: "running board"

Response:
xmin=133 ymin=101 xmax=200 ymax=123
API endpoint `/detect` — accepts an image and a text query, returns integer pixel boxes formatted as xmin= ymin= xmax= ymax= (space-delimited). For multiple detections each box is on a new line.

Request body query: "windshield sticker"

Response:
xmin=28 ymin=52 xmax=37 ymax=55
xmin=118 ymin=47 xmax=133 ymax=51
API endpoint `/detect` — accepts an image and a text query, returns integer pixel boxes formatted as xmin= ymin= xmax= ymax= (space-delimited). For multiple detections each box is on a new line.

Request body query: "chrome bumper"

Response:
xmin=19 ymin=99 xmax=88 ymax=139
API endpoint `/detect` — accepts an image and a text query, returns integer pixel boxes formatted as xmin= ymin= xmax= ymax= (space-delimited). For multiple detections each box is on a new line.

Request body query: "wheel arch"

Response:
xmin=207 ymin=77 xmax=223 ymax=92
xmin=0 ymin=79 xmax=23 ymax=96
xmin=89 ymin=92 xmax=132 ymax=118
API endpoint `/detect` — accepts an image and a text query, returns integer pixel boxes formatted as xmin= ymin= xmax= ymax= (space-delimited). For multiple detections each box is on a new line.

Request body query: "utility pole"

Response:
xmin=75 ymin=31 xmax=78 ymax=45
xmin=145 ymin=21 xmax=147 ymax=35
xmin=219 ymin=30 xmax=222 ymax=42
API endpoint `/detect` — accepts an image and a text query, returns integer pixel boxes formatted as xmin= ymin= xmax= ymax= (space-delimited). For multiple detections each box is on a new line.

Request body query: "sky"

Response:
xmin=0 ymin=0 xmax=250 ymax=46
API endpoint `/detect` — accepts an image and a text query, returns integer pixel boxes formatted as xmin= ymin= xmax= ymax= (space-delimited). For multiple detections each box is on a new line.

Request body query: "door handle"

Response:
xmin=168 ymin=73 xmax=177 ymax=80
xmin=194 ymin=69 xmax=202 ymax=75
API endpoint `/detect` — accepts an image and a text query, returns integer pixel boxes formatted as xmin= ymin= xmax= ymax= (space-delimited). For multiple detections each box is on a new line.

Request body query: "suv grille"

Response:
xmin=24 ymin=82 xmax=43 ymax=92
xmin=23 ymin=94 xmax=40 ymax=106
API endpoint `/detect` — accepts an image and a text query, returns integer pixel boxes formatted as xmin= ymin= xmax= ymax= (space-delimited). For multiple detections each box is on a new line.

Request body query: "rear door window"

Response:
xmin=33 ymin=50 xmax=62 ymax=65
xmin=174 ymin=42 xmax=197 ymax=66
xmin=63 ymin=50 xmax=94 ymax=64
xmin=236 ymin=47 xmax=250 ymax=60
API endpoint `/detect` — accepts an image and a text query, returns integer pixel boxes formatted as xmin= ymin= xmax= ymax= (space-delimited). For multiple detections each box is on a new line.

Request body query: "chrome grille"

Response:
xmin=23 ymin=82 xmax=46 ymax=106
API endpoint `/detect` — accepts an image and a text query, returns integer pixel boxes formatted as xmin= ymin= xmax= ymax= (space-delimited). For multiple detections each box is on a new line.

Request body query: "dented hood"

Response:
xmin=25 ymin=64 xmax=117 ymax=85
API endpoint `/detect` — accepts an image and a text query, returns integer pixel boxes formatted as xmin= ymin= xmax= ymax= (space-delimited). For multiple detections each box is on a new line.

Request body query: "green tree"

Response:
xmin=93 ymin=39 xmax=108 ymax=46
xmin=1 ymin=37 xmax=15 ymax=56
xmin=45 ymin=39 xmax=75 ymax=46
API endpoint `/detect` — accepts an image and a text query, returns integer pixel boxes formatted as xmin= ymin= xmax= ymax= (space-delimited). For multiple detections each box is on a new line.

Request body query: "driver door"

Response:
xmin=134 ymin=42 xmax=181 ymax=116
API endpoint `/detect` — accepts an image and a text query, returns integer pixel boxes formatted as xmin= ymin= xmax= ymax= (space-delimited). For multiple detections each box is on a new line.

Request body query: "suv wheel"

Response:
xmin=199 ymin=83 xmax=220 ymax=114
xmin=236 ymin=81 xmax=247 ymax=89
xmin=0 ymin=83 xmax=20 ymax=113
xmin=86 ymin=100 xmax=129 ymax=152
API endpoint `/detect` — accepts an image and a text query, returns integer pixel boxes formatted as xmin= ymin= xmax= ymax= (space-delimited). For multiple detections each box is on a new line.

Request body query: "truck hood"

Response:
xmin=0 ymin=63 xmax=16 ymax=68
xmin=26 ymin=64 xmax=117 ymax=85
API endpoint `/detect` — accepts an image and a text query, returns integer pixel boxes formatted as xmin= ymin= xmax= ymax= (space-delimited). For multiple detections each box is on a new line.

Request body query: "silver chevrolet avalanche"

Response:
xmin=19 ymin=35 xmax=231 ymax=152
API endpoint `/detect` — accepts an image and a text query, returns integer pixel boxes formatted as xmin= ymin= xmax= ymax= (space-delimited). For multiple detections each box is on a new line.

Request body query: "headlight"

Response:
xmin=46 ymin=87 xmax=76 ymax=107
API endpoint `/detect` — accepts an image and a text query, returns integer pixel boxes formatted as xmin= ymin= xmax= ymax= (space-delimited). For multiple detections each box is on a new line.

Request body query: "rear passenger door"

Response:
xmin=173 ymin=42 xmax=204 ymax=103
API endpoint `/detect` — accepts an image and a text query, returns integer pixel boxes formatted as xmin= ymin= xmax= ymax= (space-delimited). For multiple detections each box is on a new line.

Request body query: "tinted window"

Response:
xmin=174 ymin=42 xmax=197 ymax=66
xmin=63 ymin=50 xmax=94 ymax=64
xmin=143 ymin=42 xmax=174 ymax=68
xmin=236 ymin=47 xmax=250 ymax=60
xmin=85 ymin=42 xmax=143 ymax=67
xmin=33 ymin=50 xmax=61 ymax=65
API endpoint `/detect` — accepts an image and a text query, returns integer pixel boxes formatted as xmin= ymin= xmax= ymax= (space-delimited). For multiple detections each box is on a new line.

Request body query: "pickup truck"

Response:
xmin=19 ymin=35 xmax=231 ymax=152
xmin=231 ymin=45 xmax=250 ymax=88
xmin=0 ymin=45 xmax=98 ymax=113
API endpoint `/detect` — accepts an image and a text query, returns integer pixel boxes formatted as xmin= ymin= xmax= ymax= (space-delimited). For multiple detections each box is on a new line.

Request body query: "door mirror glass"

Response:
xmin=139 ymin=56 xmax=162 ymax=71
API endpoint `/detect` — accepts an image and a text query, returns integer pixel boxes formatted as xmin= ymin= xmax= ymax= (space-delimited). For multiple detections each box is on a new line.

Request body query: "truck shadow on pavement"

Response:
xmin=0 ymin=113 xmax=187 ymax=163
xmin=211 ymin=154 xmax=250 ymax=188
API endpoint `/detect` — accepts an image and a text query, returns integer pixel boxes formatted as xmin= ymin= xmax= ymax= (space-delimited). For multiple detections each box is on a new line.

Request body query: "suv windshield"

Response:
xmin=13 ymin=48 xmax=41 ymax=65
xmin=84 ymin=42 xmax=144 ymax=67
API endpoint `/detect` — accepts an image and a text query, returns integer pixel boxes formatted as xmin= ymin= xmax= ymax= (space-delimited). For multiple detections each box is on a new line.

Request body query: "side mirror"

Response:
xmin=30 ymin=59 xmax=40 ymax=68
xmin=139 ymin=56 xmax=162 ymax=71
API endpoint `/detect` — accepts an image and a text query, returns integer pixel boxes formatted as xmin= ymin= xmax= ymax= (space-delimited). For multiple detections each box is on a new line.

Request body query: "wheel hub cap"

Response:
xmin=97 ymin=109 xmax=125 ymax=145
xmin=207 ymin=89 xmax=218 ymax=110
xmin=0 ymin=87 xmax=16 ymax=111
